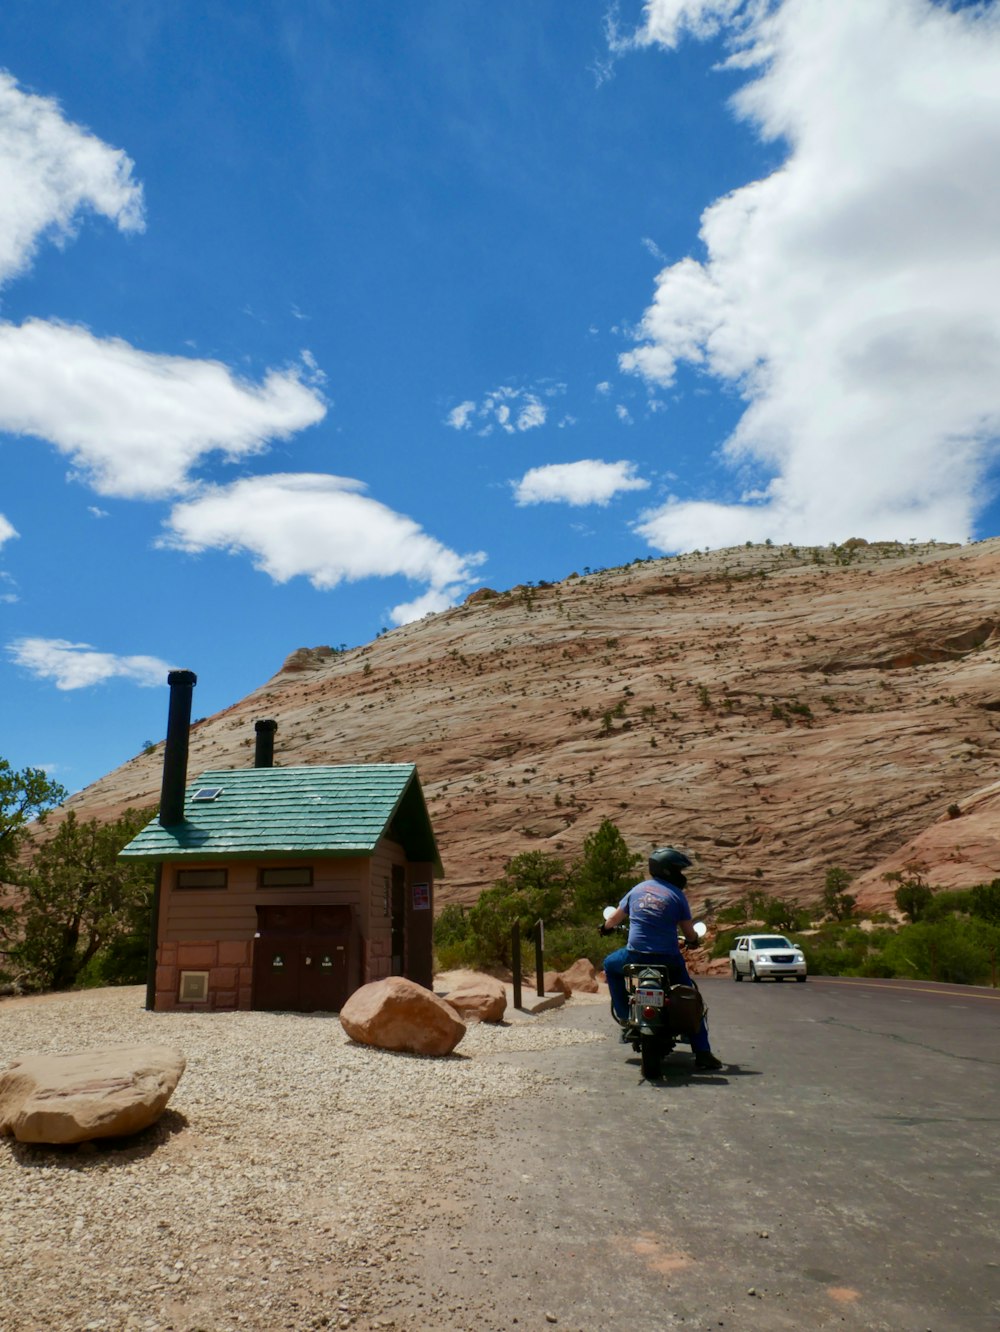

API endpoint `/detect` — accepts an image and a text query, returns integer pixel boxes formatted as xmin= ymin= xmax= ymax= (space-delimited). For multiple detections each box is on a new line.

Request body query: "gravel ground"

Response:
xmin=0 ymin=987 xmax=602 ymax=1332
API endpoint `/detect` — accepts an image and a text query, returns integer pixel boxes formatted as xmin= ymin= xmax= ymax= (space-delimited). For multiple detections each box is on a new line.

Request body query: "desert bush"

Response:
xmin=970 ymin=879 xmax=1000 ymax=925
xmin=886 ymin=867 xmax=935 ymax=922
xmin=710 ymin=928 xmax=743 ymax=960
xmin=923 ymin=888 xmax=973 ymax=921
xmin=794 ymin=923 xmax=895 ymax=977
xmin=822 ymin=866 xmax=857 ymax=921
xmin=545 ymin=923 xmax=608 ymax=971
xmin=762 ymin=896 xmax=810 ymax=932
xmin=881 ymin=917 xmax=1000 ymax=986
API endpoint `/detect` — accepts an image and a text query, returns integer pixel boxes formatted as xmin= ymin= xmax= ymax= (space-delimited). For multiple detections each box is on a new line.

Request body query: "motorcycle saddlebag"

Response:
xmin=667 ymin=984 xmax=705 ymax=1037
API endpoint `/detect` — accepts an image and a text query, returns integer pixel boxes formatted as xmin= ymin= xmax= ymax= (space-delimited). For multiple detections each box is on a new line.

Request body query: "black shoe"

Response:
xmin=694 ymin=1050 xmax=723 ymax=1070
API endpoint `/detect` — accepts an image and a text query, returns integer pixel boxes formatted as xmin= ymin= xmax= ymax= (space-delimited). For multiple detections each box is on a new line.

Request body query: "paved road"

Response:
xmin=395 ymin=976 xmax=1000 ymax=1331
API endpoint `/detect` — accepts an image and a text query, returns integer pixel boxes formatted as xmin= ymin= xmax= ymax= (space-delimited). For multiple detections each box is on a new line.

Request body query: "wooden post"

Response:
xmin=534 ymin=919 xmax=544 ymax=997
xmin=512 ymin=921 xmax=522 ymax=1010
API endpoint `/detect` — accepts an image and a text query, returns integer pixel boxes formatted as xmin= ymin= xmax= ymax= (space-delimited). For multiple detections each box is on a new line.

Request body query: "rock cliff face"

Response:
xmin=61 ymin=539 xmax=1000 ymax=915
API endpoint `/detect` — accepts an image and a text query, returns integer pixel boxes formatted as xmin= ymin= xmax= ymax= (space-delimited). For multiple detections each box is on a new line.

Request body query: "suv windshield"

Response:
xmin=751 ymin=937 xmax=793 ymax=949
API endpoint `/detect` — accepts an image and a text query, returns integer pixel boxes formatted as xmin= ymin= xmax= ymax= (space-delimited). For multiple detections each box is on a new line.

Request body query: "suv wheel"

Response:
xmin=750 ymin=963 xmax=761 ymax=982
xmin=731 ymin=962 xmax=743 ymax=982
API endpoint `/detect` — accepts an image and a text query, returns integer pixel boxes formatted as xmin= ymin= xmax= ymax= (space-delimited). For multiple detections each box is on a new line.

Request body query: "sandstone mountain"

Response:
xmin=61 ymin=539 xmax=1000 ymax=917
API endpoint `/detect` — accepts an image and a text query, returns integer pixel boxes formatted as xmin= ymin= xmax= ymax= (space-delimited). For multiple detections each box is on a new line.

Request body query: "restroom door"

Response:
xmin=253 ymin=936 xmax=303 ymax=1010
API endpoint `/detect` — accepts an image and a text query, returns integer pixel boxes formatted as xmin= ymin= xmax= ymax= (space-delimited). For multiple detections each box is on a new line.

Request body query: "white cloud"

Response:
xmin=0 ymin=74 xmax=326 ymax=500
xmin=446 ymin=400 xmax=477 ymax=429
xmin=622 ymin=0 xmax=1000 ymax=550
xmin=616 ymin=404 xmax=634 ymax=425
xmin=513 ymin=459 xmax=650 ymax=507
xmin=0 ymin=513 xmax=17 ymax=546
xmin=0 ymin=72 xmax=144 ymax=289
xmin=160 ymin=473 xmax=485 ymax=623
xmin=388 ymin=587 xmax=460 ymax=624
xmin=7 ymin=637 xmax=174 ymax=690
xmin=445 ymin=385 xmax=549 ymax=435
xmin=595 ymin=381 xmax=612 ymax=395
xmin=516 ymin=396 xmax=546 ymax=431
xmin=0 ymin=319 xmax=327 ymax=499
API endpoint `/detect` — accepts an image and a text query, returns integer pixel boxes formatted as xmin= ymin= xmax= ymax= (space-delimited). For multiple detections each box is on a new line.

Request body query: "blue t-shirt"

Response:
xmin=618 ymin=877 xmax=692 ymax=955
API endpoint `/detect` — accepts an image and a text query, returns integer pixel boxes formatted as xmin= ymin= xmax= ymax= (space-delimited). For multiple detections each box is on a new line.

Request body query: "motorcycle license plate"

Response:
xmin=636 ymin=987 xmax=663 ymax=1007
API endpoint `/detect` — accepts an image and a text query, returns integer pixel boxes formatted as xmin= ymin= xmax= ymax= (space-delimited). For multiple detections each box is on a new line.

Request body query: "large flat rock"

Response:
xmin=0 ymin=1044 xmax=186 ymax=1144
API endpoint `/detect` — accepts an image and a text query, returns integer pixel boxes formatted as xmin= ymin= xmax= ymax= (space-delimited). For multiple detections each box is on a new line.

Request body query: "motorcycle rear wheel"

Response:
xmin=640 ymin=1034 xmax=662 ymax=1080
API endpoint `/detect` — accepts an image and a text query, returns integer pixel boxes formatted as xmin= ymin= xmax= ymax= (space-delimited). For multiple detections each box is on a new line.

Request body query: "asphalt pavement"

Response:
xmin=391 ymin=975 xmax=1000 ymax=1332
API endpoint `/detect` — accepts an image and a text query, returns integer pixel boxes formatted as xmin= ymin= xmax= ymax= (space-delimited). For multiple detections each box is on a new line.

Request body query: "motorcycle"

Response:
xmin=603 ymin=908 xmax=708 ymax=1079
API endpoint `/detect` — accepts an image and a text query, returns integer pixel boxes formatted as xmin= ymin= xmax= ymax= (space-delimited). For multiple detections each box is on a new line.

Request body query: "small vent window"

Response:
xmin=179 ymin=971 xmax=209 ymax=1003
xmin=176 ymin=868 xmax=228 ymax=890
xmin=259 ymin=866 xmax=314 ymax=888
xmin=192 ymin=787 xmax=224 ymax=802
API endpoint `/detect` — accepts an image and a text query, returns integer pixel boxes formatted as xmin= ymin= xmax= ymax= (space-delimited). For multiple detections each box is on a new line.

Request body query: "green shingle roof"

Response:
xmin=118 ymin=764 xmax=442 ymax=874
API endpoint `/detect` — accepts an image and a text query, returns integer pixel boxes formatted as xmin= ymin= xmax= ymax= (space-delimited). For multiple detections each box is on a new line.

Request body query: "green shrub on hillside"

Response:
xmin=880 ymin=917 xmax=1000 ymax=986
xmin=970 ymin=880 xmax=1000 ymax=925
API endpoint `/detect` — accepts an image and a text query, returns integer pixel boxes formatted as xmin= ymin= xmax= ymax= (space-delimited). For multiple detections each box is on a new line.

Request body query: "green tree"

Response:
xmin=0 ymin=759 xmax=66 ymax=877
xmin=762 ymin=896 xmax=809 ymax=932
xmin=0 ymin=760 xmax=67 ymax=974
xmin=970 ymin=879 xmax=1000 ymax=925
xmin=822 ymin=866 xmax=857 ymax=921
xmin=10 ymin=808 xmax=155 ymax=991
xmin=571 ymin=818 xmax=642 ymax=920
xmin=887 ymin=869 xmax=934 ymax=922
xmin=465 ymin=851 xmax=569 ymax=969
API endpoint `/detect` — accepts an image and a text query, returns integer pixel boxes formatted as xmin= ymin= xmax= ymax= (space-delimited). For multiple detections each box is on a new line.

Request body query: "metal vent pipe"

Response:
xmin=159 ymin=670 xmax=197 ymax=827
xmin=254 ymin=718 xmax=278 ymax=768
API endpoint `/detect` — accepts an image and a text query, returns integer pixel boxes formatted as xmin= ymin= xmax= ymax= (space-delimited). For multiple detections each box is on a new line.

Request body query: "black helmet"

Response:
xmin=648 ymin=846 xmax=693 ymax=880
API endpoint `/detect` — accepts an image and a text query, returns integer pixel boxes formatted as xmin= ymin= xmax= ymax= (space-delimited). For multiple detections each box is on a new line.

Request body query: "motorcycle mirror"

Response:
xmin=602 ymin=906 xmax=617 ymax=921
xmin=692 ymin=921 xmax=708 ymax=938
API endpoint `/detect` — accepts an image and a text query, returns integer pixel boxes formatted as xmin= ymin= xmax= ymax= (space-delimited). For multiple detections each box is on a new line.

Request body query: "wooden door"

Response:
xmin=253 ymin=905 xmax=354 ymax=1012
xmin=253 ymin=936 xmax=303 ymax=1011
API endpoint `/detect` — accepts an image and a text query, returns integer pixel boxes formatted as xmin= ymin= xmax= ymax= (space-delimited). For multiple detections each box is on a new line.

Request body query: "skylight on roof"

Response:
xmin=192 ymin=787 xmax=224 ymax=802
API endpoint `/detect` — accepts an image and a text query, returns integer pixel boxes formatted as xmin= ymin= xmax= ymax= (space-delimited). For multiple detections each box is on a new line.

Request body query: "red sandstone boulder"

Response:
xmin=543 ymin=971 xmax=571 ymax=996
xmin=440 ymin=973 xmax=507 ymax=1023
xmin=558 ymin=959 xmax=600 ymax=994
xmin=0 ymin=1044 xmax=186 ymax=1145
xmin=340 ymin=977 xmax=466 ymax=1055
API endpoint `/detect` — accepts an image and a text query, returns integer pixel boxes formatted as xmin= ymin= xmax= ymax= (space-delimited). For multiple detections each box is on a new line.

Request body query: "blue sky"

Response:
xmin=1 ymin=0 xmax=999 ymax=795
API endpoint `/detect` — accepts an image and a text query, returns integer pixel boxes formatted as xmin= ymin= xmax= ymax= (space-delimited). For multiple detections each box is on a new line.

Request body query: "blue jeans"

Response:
xmin=603 ymin=947 xmax=711 ymax=1053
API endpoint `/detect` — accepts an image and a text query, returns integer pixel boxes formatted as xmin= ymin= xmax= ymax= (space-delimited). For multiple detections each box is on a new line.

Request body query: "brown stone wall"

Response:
xmin=155 ymin=938 xmax=253 ymax=1012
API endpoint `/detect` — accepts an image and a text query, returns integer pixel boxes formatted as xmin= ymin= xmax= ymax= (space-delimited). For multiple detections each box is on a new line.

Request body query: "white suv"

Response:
xmin=730 ymin=934 xmax=807 ymax=982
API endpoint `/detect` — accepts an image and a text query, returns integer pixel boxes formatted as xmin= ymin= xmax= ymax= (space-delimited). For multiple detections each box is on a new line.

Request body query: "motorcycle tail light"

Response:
xmin=642 ymin=1006 xmax=658 ymax=1019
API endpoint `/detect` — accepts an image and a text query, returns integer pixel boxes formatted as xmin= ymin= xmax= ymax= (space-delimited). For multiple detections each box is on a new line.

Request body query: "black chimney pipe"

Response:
xmin=159 ymin=670 xmax=197 ymax=827
xmin=254 ymin=718 xmax=278 ymax=768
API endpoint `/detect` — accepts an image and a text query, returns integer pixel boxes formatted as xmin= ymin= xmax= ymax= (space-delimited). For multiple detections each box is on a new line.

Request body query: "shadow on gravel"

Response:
xmin=7 ymin=1106 xmax=190 ymax=1170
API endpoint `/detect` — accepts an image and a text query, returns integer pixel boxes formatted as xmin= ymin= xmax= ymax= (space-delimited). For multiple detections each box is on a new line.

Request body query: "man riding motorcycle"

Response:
xmin=601 ymin=846 xmax=723 ymax=1071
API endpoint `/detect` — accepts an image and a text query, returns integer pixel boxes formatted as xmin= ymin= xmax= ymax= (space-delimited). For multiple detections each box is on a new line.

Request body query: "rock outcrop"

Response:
xmin=50 ymin=538 xmax=1000 ymax=912
xmin=340 ymin=977 xmax=466 ymax=1055
xmin=0 ymin=1044 xmax=185 ymax=1144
